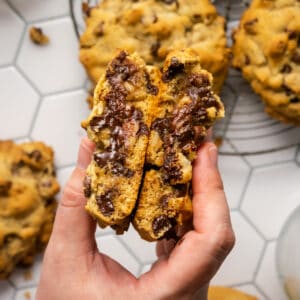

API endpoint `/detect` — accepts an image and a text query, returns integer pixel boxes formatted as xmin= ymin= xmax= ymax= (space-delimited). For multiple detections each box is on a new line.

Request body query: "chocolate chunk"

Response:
xmin=280 ymin=64 xmax=292 ymax=74
xmin=83 ymin=176 xmax=92 ymax=197
xmin=163 ymin=149 xmax=182 ymax=182
xmin=96 ymin=189 xmax=116 ymax=216
xmin=189 ymin=73 xmax=210 ymax=88
xmin=150 ymin=41 xmax=161 ymax=58
xmin=111 ymin=162 xmax=134 ymax=178
xmin=245 ymin=55 xmax=251 ymax=65
xmin=282 ymin=84 xmax=293 ymax=96
xmin=286 ymin=29 xmax=297 ymax=40
xmin=151 ymin=117 xmax=171 ymax=138
xmin=93 ymin=21 xmax=104 ymax=36
xmin=173 ymin=184 xmax=187 ymax=197
xmin=290 ymin=97 xmax=300 ymax=103
xmin=152 ymin=215 xmax=173 ymax=235
xmin=0 ymin=181 xmax=12 ymax=195
xmin=137 ymin=123 xmax=149 ymax=137
xmin=145 ymin=72 xmax=159 ymax=95
xmin=162 ymin=58 xmax=185 ymax=82
xmin=292 ymin=50 xmax=300 ymax=64
xmin=160 ymin=195 xmax=170 ymax=209
xmin=243 ymin=18 xmax=258 ymax=33
xmin=28 ymin=150 xmax=42 ymax=162
xmin=192 ymin=14 xmax=203 ymax=23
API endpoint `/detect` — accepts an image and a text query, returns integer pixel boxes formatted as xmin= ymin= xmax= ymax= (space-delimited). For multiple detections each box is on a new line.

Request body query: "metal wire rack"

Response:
xmin=69 ymin=0 xmax=300 ymax=156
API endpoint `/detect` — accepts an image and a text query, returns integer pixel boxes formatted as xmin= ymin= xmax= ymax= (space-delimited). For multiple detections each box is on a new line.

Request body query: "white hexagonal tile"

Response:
xmin=96 ymin=235 xmax=140 ymax=276
xmin=31 ymin=90 xmax=89 ymax=167
xmin=245 ymin=146 xmax=297 ymax=168
xmin=9 ymin=0 xmax=69 ymax=22
xmin=234 ymin=284 xmax=267 ymax=300
xmin=0 ymin=67 xmax=39 ymax=139
xmin=9 ymin=254 xmax=43 ymax=289
xmin=0 ymin=1 xmax=24 ymax=65
xmin=15 ymin=287 xmax=36 ymax=300
xmin=140 ymin=263 xmax=152 ymax=275
xmin=0 ymin=281 xmax=15 ymax=300
xmin=241 ymin=162 xmax=300 ymax=240
xmin=218 ymin=155 xmax=251 ymax=209
xmin=212 ymin=212 xmax=264 ymax=286
xmin=17 ymin=18 xmax=86 ymax=94
xmin=119 ymin=226 xmax=157 ymax=264
xmin=256 ymin=242 xmax=288 ymax=300
xmin=56 ymin=165 xmax=74 ymax=200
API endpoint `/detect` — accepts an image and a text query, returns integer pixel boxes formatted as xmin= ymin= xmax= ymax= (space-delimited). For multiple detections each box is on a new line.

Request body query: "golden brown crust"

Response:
xmin=232 ymin=0 xmax=300 ymax=125
xmin=0 ymin=141 xmax=59 ymax=278
xmin=79 ymin=0 xmax=229 ymax=96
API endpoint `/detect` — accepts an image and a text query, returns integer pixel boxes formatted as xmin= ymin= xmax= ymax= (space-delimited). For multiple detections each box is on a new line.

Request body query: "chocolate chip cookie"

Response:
xmin=82 ymin=50 xmax=159 ymax=233
xmin=0 ymin=141 xmax=59 ymax=278
xmin=232 ymin=0 xmax=300 ymax=125
xmin=80 ymin=0 xmax=230 ymax=97
xmin=133 ymin=49 xmax=224 ymax=241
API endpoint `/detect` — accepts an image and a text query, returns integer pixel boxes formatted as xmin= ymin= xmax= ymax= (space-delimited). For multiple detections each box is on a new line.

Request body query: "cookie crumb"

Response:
xmin=29 ymin=27 xmax=49 ymax=45
xmin=24 ymin=291 xmax=31 ymax=300
xmin=82 ymin=2 xmax=92 ymax=16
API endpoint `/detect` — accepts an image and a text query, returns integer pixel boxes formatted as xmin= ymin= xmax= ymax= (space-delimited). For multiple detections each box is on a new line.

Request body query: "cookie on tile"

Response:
xmin=0 ymin=141 xmax=59 ymax=278
xmin=133 ymin=49 xmax=224 ymax=241
xmin=82 ymin=50 xmax=159 ymax=233
xmin=79 ymin=0 xmax=230 ymax=96
xmin=232 ymin=0 xmax=300 ymax=125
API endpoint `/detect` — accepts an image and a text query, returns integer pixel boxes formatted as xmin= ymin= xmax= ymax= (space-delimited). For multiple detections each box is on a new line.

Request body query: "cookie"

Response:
xmin=82 ymin=50 xmax=159 ymax=234
xmin=0 ymin=141 xmax=59 ymax=278
xmin=79 ymin=0 xmax=230 ymax=96
xmin=232 ymin=0 xmax=300 ymax=125
xmin=133 ymin=49 xmax=224 ymax=241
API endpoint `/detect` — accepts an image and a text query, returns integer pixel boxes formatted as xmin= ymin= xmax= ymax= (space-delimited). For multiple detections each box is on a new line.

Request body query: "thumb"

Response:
xmin=49 ymin=137 xmax=96 ymax=257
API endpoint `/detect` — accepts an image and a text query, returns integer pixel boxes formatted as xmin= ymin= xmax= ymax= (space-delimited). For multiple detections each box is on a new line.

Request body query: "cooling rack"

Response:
xmin=69 ymin=0 xmax=300 ymax=155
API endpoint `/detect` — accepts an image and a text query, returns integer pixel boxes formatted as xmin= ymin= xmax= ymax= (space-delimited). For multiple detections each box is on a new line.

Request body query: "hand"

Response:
xmin=36 ymin=138 xmax=235 ymax=300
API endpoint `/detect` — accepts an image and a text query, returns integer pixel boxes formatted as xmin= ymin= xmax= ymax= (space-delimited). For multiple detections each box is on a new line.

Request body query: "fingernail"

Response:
xmin=208 ymin=144 xmax=218 ymax=167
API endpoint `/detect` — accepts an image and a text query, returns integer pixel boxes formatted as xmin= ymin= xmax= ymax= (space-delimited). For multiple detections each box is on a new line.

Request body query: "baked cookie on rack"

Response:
xmin=82 ymin=50 xmax=159 ymax=233
xmin=232 ymin=0 xmax=300 ymax=125
xmin=133 ymin=49 xmax=224 ymax=241
xmin=80 ymin=0 xmax=230 ymax=97
xmin=0 ymin=141 xmax=59 ymax=278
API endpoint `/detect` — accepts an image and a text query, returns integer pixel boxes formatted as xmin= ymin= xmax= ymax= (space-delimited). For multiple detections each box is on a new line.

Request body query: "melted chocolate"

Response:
xmin=28 ymin=150 xmax=42 ymax=162
xmin=0 ymin=181 xmax=12 ymax=195
xmin=145 ymin=72 xmax=159 ymax=95
xmin=292 ymin=50 xmax=300 ymax=64
xmin=90 ymin=51 xmax=151 ymax=177
xmin=152 ymin=215 xmax=173 ymax=235
xmin=96 ymin=189 xmax=116 ymax=216
xmin=150 ymin=41 xmax=161 ymax=58
xmin=162 ymin=58 xmax=185 ymax=82
xmin=280 ymin=64 xmax=292 ymax=74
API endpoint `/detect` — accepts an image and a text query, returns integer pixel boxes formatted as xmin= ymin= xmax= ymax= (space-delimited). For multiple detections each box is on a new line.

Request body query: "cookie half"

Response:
xmin=82 ymin=50 xmax=159 ymax=233
xmin=80 ymin=0 xmax=229 ymax=96
xmin=232 ymin=0 xmax=300 ymax=125
xmin=133 ymin=49 xmax=224 ymax=241
xmin=0 ymin=141 xmax=59 ymax=278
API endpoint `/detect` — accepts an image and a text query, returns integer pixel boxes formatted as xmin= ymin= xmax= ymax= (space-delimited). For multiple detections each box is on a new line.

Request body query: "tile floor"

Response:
xmin=0 ymin=1 xmax=300 ymax=300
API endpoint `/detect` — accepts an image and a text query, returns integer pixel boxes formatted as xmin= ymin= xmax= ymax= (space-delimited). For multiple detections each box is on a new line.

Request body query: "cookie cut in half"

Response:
xmin=0 ymin=141 xmax=59 ymax=278
xmin=82 ymin=50 xmax=159 ymax=233
xmin=133 ymin=49 xmax=224 ymax=241
xmin=232 ymin=0 xmax=300 ymax=125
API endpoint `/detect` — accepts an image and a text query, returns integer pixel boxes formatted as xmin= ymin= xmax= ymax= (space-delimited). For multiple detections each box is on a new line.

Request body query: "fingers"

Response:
xmin=48 ymin=137 xmax=97 ymax=258
xmin=192 ymin=143 xmax=231 ymax=234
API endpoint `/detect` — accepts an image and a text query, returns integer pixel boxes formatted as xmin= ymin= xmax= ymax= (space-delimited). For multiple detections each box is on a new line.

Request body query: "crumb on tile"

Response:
xmin=29 ymin=27 xmax=49 ymax=45
xmin=24 ymin=291 xmax=31 ymax=300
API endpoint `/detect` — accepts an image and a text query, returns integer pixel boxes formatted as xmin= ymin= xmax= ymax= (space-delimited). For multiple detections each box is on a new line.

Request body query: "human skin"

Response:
xmin=36 ymin=137 xmax=235 ymax=300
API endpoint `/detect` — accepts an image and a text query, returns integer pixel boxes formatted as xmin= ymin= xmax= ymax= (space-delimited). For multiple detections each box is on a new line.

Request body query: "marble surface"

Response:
xmin=0 ymin=1 xmax=299 ymax=299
